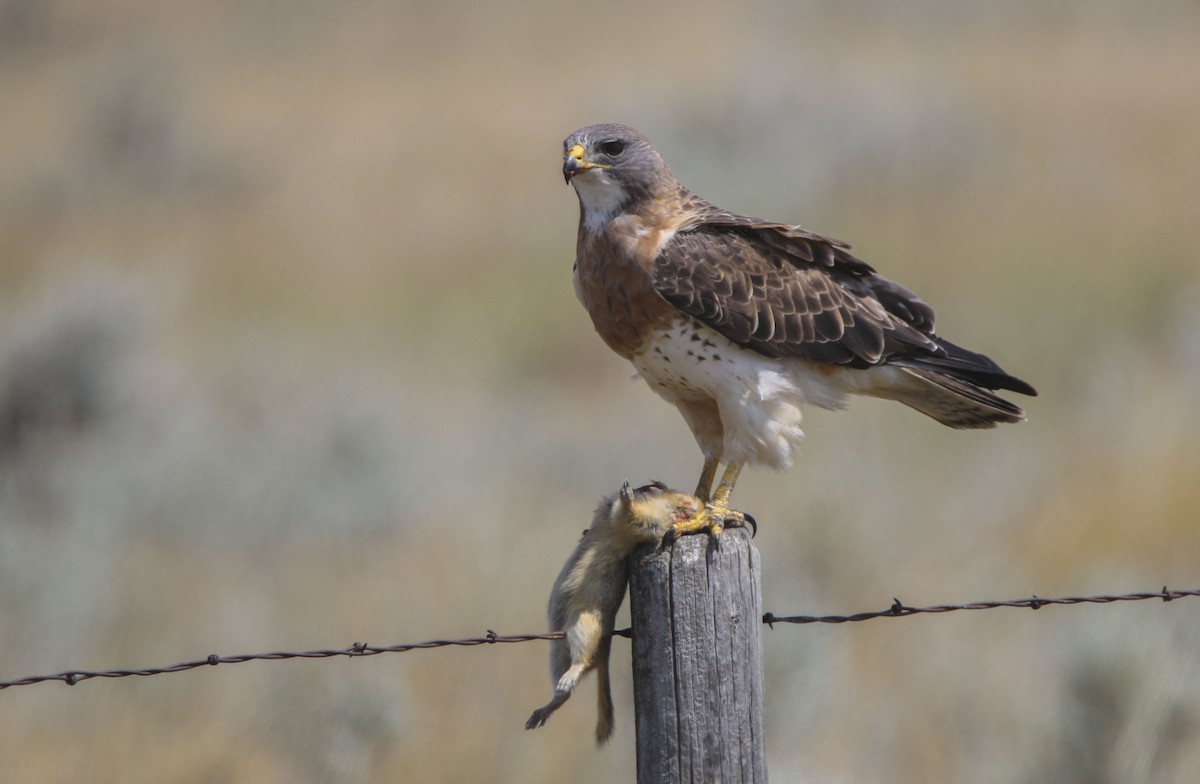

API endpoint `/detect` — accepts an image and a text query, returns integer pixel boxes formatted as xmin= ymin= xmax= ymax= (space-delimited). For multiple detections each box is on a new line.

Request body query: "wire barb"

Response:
xmin=1 ymin=587 xmax=1196 ymax=692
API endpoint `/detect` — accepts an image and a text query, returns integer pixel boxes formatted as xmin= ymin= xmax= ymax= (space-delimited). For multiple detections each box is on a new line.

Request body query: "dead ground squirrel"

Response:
xmin=525 ymin=481 xmax=751 ymax=744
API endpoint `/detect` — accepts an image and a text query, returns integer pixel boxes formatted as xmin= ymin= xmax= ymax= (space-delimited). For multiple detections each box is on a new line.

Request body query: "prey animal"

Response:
xmin=525 ymin=481 xmax=750 ymax=743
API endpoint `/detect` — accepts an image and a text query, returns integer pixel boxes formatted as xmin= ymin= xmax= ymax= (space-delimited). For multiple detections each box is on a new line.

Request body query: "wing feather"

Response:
xmin=652 ymin=221 xmax=935 ymax=368
xmin=651 ymin=195 xmax=1034 ymax=400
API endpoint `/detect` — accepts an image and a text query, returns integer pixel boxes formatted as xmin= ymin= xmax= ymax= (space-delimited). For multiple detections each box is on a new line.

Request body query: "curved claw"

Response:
xmin=716 ymin=509 xmax=757 ymax=537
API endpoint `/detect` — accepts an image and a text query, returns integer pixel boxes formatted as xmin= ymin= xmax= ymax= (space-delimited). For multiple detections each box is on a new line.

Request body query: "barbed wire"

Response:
xmin=2 ymin=586 xmax=1195 ymax=692
xmin=762 ymin=586 xmax=1200 ymax=625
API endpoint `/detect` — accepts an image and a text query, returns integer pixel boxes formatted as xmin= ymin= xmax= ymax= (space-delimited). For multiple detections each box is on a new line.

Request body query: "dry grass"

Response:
xmin=2 ymin=1 xmax=1199 ymax=781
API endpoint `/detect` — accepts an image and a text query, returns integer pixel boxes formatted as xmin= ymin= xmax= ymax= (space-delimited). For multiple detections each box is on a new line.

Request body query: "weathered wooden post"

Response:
xmin=628 ymin=527 xmax=767 ymax=783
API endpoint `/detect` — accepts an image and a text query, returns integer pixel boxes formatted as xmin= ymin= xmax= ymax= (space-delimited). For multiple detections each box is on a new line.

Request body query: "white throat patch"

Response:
xmin=572 ymin=170 xmax=628 ymax=232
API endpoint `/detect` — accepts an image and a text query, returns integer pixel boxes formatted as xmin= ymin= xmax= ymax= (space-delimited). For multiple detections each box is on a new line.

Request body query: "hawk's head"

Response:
xmin=563 ymin=123 xmax=675 ymax=221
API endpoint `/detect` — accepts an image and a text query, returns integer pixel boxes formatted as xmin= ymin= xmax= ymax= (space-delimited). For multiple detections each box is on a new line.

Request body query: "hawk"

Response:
xmin=563 ymin=123 xmax=1036 ymax=536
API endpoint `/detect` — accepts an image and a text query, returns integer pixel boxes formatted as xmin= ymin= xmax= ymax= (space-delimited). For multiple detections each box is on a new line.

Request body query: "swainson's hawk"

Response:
xmin=563 ymin=123 xmax=1036 ymax=535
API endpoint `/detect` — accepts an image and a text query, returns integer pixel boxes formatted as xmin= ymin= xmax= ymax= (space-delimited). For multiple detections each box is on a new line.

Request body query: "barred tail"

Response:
xmin=894 ymin=367 xmax=1027 ymax=429
xmin=886 ymin=336 xmax=1036 ymax=429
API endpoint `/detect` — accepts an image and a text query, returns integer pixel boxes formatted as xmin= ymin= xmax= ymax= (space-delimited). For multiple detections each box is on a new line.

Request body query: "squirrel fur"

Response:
xmin=525 ymin=481 xmax=750 ymax=743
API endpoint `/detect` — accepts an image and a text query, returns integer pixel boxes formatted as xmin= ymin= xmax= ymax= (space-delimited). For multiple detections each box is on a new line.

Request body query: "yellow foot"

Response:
xmin=667 ymin=503 xmax=754 ymax=542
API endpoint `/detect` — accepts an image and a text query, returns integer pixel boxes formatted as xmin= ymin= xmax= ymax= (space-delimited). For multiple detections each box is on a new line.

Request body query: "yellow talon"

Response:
xmin=668 ymin=502 xmax=755 ymax=541
xmin=669 ymin=504 xmax=725 ymax=540
xmin=669 ymin=460 xmax=750 ymax=543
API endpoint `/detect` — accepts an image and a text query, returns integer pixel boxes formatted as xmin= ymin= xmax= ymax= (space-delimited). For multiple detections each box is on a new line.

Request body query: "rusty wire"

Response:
xmin=1 ymin=587 xmax=1196 ymax=692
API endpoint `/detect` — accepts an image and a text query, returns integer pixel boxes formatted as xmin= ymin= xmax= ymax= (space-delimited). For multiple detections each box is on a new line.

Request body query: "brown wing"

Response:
xmin=652 ymin=211 xmax=940 ymax=368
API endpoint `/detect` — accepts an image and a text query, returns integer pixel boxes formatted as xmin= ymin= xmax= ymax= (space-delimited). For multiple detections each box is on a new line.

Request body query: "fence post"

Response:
xmin=628 ymin=526 xmax=767 ymax=783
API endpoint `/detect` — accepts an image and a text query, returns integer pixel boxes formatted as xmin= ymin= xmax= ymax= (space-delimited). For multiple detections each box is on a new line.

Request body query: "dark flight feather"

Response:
xmin=651 ymin=205 xmax=1036 ymax=400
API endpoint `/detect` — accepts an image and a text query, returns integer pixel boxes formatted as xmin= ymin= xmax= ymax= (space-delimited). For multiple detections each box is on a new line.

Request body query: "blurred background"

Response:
xmin=2 ymin=1 xmax=1199 ymax=781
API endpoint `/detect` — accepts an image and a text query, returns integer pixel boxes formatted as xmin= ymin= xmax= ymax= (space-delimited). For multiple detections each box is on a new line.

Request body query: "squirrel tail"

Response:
xmin=594 ymin=647 xmax=614 ymax=744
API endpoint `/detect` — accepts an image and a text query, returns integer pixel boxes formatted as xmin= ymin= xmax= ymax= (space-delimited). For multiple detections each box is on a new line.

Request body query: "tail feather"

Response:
xmin=895 ymin=367 xmax=1026 ymax=429
xmin=878 ymin=334 xmax=1036 ymax=428
xmin=890 ymin=337 xmax=1037 ymax=397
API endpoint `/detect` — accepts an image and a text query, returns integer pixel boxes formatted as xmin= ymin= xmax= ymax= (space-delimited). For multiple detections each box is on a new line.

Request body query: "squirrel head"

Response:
xmin=614 ymin=481 xmax=702 ymax=535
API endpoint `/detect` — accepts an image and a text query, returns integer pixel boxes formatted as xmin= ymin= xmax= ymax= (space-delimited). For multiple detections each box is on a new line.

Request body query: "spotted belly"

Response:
xmin=630 ymin=318 xmax=852 ymax=469
xmin=631 ymin=319 xmax=750 ymax=403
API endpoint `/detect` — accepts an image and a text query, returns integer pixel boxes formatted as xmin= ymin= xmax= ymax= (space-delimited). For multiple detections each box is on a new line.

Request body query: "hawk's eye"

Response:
xmin=599 ymin=140 xmax=626 ymax=157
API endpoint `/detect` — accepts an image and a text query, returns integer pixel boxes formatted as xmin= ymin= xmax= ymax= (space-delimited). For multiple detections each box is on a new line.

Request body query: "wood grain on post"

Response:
xmin=628 ymin=527 xmax=767 ymax=783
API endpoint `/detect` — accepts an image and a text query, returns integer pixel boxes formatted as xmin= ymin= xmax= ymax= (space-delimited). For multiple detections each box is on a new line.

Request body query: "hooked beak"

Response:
xmin=563 ymin=144 xmax=609 ymax=184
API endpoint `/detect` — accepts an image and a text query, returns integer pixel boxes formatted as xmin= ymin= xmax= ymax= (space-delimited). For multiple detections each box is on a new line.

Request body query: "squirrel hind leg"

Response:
xmin=525 ymin=689 xmax=571 ymax=730
xmin=526 ymin=663 xmax=587 ymax=731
